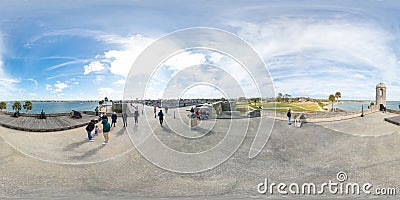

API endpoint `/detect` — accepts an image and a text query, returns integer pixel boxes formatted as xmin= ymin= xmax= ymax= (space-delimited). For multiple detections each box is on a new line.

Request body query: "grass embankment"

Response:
xmin=237 ymin=102 xmax=324 ymax=113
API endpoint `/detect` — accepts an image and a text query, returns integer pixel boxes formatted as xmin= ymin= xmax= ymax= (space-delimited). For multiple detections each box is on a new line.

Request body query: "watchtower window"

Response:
xmin=380 ymin=89 xmax=383 ymax=97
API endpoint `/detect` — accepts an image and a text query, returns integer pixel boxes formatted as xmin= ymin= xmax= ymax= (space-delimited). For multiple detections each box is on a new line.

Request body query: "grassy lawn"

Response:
xmin=237 ymin=102 xmax=324 ymax=113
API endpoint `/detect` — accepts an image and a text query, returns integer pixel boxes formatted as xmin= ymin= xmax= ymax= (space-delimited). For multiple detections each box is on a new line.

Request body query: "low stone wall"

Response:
xmin=1 ymin=110 xmax=101 ymax=118
xmin=387 ymin=109 xmax=400 ymax=115
xmin=266 ymin=109 xmax=377 ymax=122
xmin=2 ymin=111 xmax=71 ymax=117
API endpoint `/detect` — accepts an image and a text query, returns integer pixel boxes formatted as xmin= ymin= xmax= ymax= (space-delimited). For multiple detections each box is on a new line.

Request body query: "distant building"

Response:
xmin=376 ymin=82 xmax=386 ymax=111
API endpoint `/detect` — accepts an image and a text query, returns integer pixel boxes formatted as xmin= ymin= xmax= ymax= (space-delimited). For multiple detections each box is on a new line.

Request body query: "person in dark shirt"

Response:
xmin=85 ymin=120 xmax=95 ymax=142
xmin=111 ymin=112 xmax=117 ymax=127
xmin=158 ymin=110 xmax=164 ymax=127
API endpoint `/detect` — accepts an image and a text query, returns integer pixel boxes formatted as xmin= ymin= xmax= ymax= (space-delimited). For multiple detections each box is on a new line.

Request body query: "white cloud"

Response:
xmin=83 ymin=61 xmax=106 ymax=75
xmin=47 ymin=60 xmax=88 ymax=71
xmin=164 ymin=51 xmax=207 ymax=72
xmin=28 ymin=78 xmax=38 ymax=89
xmin=98 ymin=87 xmax=123 ymax=100
xmin=0 ymin=33 xmax=20 ymax=98
xmin=84 ymin=34 xmax=153 ymax=77
xmin=46 ymin=81 xmax=68 ymax=93
xmin=352 ymin=73 xmax=366 ymax=79
xmin=228 ymin=18 xmax=400 ymax=99
xmin=45 ymin=84 xmax=52 ymax=91
xmin=54 ymin=81 xmax=68 ymax=92
xmin=113 ymin=79 xmax=125 ymax=86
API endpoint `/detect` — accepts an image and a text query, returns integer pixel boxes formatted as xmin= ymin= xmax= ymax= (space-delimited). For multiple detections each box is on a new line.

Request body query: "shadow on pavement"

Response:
xmin=63 ymin=140 xmax=87 ymax=151
xmin=70 ymin=145 xmax=105 ymax=160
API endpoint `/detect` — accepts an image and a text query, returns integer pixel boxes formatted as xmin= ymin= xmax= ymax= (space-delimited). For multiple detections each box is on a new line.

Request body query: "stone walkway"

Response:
xmin=315 ymin=112 xmax=400 ymax=137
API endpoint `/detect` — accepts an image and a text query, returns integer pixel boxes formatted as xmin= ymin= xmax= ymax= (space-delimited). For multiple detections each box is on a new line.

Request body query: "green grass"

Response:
xmin=237 ymin=102 xmax=323 ymax=113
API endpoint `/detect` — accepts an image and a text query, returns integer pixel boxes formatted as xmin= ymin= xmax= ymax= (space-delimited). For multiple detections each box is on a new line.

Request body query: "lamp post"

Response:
xmin=361 ymin=105 xmax=364 ymax=117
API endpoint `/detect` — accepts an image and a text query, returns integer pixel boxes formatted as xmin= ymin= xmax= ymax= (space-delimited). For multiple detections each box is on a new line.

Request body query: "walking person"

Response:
xmin=287 ymin=108 xmax=292 ymax=125
xmin=134 ymin=106 xmax=139 ymax=124
xmin=95 ymin=106 xmax=99 ymax=116
xmin=111 ymin=112 xmax=117 ymax=127
xmin=85 ymin=120 xmax=95 ymax=142
xmin=102 ymin=119 xmax=111 ymax=145
xmin=158 ymin=110 xmax=164 ymax=127
xmin=154 ymin=106 xmax=157 ymax=118
xmin=101 ymin=112 xmax=108 ymax=121
xmin=122 ymin=111 xmax=128 ymax=127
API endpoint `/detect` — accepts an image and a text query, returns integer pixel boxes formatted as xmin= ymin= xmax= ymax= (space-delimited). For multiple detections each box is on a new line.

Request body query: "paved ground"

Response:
xmin=316 ymin=112 xmax=400 ymax=137
xmin=0 ymin=106 xmax=400 ymax=199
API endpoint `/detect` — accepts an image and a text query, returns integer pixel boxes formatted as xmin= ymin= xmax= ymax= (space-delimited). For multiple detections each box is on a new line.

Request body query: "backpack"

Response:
xmin=103 ymin=121 xmax=111 ymax=132
xmin=86 ymin=122 xmax=94 ymax=131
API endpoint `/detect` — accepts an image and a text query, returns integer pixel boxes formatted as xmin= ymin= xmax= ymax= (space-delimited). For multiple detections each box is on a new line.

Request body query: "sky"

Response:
xmin=1 ymin=0 xmax=400 ymax=100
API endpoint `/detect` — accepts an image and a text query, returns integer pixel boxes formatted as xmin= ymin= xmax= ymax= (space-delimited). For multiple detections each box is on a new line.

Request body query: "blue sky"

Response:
xmin=1 ymin=0 xmax=400 ymax=100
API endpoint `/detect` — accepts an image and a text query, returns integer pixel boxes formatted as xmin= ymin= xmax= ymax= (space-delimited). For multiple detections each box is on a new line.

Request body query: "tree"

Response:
xmin=23 ymin=101 xmax=33 ymax=113
xmin=277 ymin=93 xmax=283 ymax=102
xmin=0 ymin=102 xmax=6 ymax=111
xmin=12 ymin=101 xmax=22 ymax=112
xmin=334 ymin=92 xmax=341 ymax=111
xmin=283 ymin=94 xmax=291 ymax=103
xmin=251 ymin=97 xmax=261 ymax=107
xmin=328 ymin=94 xmax=336 ymax=112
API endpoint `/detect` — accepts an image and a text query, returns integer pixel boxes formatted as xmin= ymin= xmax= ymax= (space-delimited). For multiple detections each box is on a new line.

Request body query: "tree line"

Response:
xmin=0 ymin=101 xmax=33 ymax=112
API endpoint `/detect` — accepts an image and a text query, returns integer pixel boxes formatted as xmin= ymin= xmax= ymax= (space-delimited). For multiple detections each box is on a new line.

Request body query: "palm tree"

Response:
xmin=334 ymin=92 xmax=341 ymax=111
xmin=277 ymin=93 xmax=283 ymax=102
xmin=283 ymin=94 xmax=290 ymax=103
xmin=23 ymin=101 xmax=33 ymax=113
xmin=252 ymin=97 xmax=261 ymax=107
xmin=328 ymin=94 xmax=336 ymax=112
xmin=0 ymin=102 xmax=6 ymax=111
xmin=12 ymin=101 xmax=22 ymax=112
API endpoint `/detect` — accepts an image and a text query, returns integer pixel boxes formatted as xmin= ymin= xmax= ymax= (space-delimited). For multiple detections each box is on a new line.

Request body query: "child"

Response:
xmin=94 ymin=125 xmax=99 ymax=136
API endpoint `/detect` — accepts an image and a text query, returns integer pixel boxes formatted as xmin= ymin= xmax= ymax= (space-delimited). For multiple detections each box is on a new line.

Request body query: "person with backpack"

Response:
xmin=287 ymin=108 xmax=292 ymax=125
xmin=102 ymin=119 xmax=111 ymax=145
xmin=86 ymin=120 xmax=95 ymax=142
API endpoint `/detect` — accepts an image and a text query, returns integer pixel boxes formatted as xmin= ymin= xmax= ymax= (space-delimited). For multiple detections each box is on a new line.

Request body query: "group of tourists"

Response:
xmin=86 ymin=104 xmax=145 ymax=144
xmin=87 ymin=104 xmax=171 ymax=143
xmin=86 ymin=113 xmax=112 ymax=145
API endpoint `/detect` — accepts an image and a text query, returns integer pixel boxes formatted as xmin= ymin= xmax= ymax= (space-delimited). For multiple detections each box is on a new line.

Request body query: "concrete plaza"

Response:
xmin=0 ymin=106 xmax=399 ymax=199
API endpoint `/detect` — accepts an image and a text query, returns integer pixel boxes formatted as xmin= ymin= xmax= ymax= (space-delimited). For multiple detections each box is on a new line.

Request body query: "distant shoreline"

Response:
xmin=2 ymin=100 xmax=100 ymax=103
